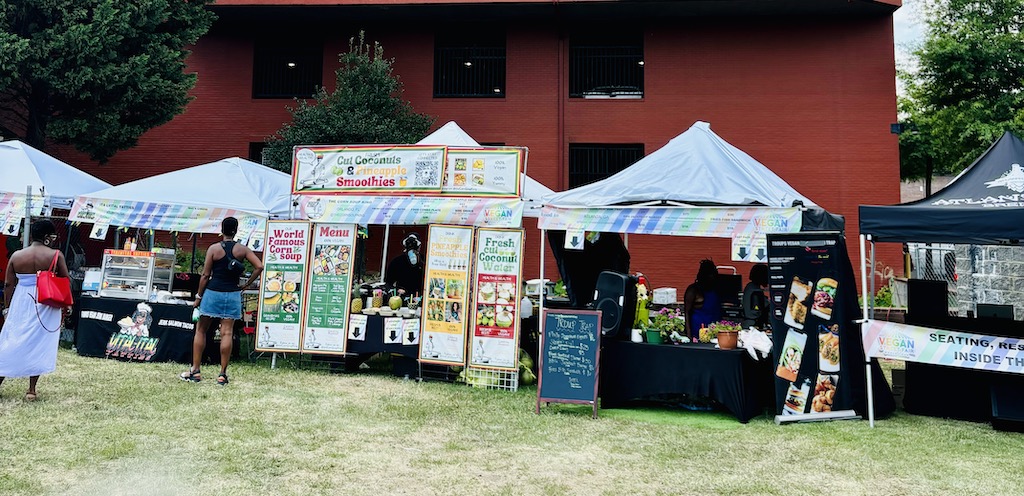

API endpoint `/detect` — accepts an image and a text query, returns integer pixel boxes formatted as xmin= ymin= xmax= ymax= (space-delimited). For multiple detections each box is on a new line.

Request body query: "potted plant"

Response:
xmin=644 ymin=307 xmax=687 ymax=344
xmin=708 ymin=320 xmax=742 ymax=349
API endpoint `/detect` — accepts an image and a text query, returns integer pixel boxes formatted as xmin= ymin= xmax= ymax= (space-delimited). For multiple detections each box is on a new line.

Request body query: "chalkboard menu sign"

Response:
xmin=537 ymin=309 xmax=601 ymax=418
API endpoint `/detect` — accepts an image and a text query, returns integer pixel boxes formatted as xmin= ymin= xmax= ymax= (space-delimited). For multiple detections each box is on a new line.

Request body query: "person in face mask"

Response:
xmin=385 ymin=233 xmax=424 ymax=296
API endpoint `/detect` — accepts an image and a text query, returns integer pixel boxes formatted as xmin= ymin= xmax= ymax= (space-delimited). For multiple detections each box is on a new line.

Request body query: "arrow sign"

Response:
xmin=738 ymin=246 xmax=748 ymax=259
xmin=755 ymin=247 xmax=766 ymax=261
xmin=348 ymin=314 xmax=367 ymax=341
xmin=564 ymin=225 xmax=585 ymax=251
xmin=383 ymin=317 xmax=403 ymax=344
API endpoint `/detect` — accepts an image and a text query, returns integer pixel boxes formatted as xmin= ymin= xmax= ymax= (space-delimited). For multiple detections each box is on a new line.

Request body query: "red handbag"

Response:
xmin=37 ymin=252 xmax=74 ymax=308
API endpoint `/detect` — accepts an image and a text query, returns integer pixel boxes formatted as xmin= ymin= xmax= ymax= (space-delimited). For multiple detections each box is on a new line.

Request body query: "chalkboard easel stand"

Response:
xmin=535 ymin=309 xmax=601 ymax=419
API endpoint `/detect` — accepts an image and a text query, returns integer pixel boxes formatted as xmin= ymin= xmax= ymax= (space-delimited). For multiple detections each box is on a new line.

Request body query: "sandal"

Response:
xmin=25 ymin=391 xmax=37 ymax=402
xmin=179 ymin=369 xmax=201 ymax=383
xmin=216 ymin=373 xmax=229 ymax=386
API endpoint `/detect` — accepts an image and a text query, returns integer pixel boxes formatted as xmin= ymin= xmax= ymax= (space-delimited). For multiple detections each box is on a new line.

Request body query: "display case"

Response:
xmin=99 ymin=248 xmax=175 ymax=300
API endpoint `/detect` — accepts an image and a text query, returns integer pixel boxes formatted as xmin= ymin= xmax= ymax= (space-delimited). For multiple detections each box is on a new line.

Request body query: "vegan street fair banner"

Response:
xmin=441 ymin=147 xmax=524 ymax=197
xmin=766 ymin=232 xmax=894 ymax=418
xmin=0 ymin=193 xmax=44 ymax=232
xmin=297 ymin=195 xmax=523 ymax=228
xmin=419 ymin=224 xmax=475 ymax=365
xmin=70 ymin=196 xmax=266 ymax=237
xmin=469 ymin=228 xmax=524 ymax=370
xmin=301 ymin=223 xmax=357 ymax=355
xmin=538 ymin=206 xmax=801 ymax=238
xmin=255 ymin=221 xmax=311 ymax=353
xmin=291 ymin=145 xmax=446 ymax=194
xmin=863 ymin=320 xmax=1024 ymax=374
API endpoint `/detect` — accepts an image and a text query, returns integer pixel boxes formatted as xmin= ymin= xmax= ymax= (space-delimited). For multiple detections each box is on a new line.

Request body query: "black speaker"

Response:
xmin=906 ymin=279 xmax=948 ymax=320
xmin=992 ymin=380 xmax=1024 ymax=432
xmin=592 ymin=271 xmax=637 ymax=338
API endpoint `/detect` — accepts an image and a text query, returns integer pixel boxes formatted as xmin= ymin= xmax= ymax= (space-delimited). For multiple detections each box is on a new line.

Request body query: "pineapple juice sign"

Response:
xmin=419 ymin=224 xmax=475 ymax=365
xmin=292 ymin=145 xmax=446 ymax=195
xmin=302 ymin=223 xmax=356 ymax=355
xmin=255 ymin=221 xmax=311 ymax=353
xmin=469 ymin=228 xmax=524 ymax=370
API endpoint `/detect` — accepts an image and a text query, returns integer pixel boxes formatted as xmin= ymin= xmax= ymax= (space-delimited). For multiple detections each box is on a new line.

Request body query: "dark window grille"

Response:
xmin=249 ymin=142 xmax=267 ymax=164
xmin=568 ymin=144 xmax=644 ymax=188
xmin=434 ymin=32 xmax=506 ymax=98
xmin=253 ymin=43 xmax=323 ymax=99
xmin=569 ymin=33 xmax=644 ymax=98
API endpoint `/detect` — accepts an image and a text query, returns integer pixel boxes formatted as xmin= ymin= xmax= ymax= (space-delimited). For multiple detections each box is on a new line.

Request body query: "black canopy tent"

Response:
xmin=860 ymin=131 xmax=1024 ymax=245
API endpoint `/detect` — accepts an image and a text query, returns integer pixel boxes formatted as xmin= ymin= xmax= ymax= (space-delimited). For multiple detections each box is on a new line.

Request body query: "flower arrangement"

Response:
xmin=702 ymin=320 xmax=742 ymax=343
xmin=645 ymin=307 xmax=687 ymax=343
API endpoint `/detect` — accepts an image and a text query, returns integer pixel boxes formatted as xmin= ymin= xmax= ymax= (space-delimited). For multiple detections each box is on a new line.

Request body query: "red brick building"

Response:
xmin=71 ymin=0 xmax=903 ymax=291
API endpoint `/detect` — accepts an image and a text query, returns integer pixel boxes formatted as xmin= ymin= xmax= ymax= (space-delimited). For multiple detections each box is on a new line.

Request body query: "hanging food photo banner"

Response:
xmin=469 ymin=228 xmax=524 ymax=370
xmin=863 ymin=320 xmax=1024 ymax=374
xmin=70 ymin=197 xmax=266 ymax=236
xmin=441 ymin=147 xmax=524 ymax=197
xmin=419 ymin=224 xmax=475 ymax=365
xmin=301 ymin=223 xmax=357 ymax=355
xmin=297 ymin=195 xmax=523 ymax=228
xmin=291 ymin=145 xmax=446 ymax=194
xmin=538 ymin=206 xmax=801 ymax=238
xmin=255 ymin=221 xmax=311 ymax=353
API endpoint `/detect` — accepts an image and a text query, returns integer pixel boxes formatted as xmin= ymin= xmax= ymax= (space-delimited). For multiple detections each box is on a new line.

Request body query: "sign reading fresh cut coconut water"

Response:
xmin=255 ymin=221 xmax=311 ymax=353
xmin=469 ymin=228 xmax=524 ymax=370
xmin=301 ymin=223 xmax=356 ymax=354
xmin=419 ymin=224 xmax=475 ymax=365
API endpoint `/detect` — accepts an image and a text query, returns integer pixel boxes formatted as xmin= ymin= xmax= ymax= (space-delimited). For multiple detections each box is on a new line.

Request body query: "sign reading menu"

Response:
xmin=767 ymin=232 xmax=893 ymax=418
xmin=302 ymin=223 xmax=356 ymax=354
xmin=537 ymin=309 xmax=601 ymax=418
xmin=255 ymin=221 xmax=311 ymax=353
xmin=469 ymin=228 xmax=524 ymax=370
xmin=441 ymin=147 xmax=524 ymax=197
xmin=419 ymin=224 xmax=475 ymax=365
xmin=291 ymin=145 xmax=446 ymax=194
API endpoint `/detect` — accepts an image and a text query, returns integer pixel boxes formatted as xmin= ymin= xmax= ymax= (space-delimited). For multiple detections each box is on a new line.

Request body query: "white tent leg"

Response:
xmin=624 ymin=233 xmax=628 ymax=249
xmin=380 ymin=224 xmax=391 ymax=284
xmin=23 ymin=186 xmax=32 ymax=248
xmin=859 ymin=234 xmax=875 ymax=428
xmin=539 ymin=229 xmax=546 ymax=342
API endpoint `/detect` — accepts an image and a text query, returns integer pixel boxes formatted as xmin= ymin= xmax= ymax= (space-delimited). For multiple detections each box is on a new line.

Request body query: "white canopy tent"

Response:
xmin=70 ymin=157 xmax=291 ymax=240
xmin=0 ymin=140 xmax=111 ymax=214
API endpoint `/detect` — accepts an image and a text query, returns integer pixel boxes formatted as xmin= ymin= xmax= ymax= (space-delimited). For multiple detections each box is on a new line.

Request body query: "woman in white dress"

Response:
xmin=0 ymin=220 xmax=69 ymax=401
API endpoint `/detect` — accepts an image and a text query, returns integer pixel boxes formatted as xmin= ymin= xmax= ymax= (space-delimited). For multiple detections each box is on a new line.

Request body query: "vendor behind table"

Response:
xmin=741 ymin=263 xmax=770 ymax=330
xmin=385 ymin=233 xmax=424 ymax=296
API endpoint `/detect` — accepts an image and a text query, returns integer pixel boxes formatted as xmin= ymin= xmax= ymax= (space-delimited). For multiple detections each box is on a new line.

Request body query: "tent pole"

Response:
xmin=22 ymin=186 xmax=32 ymax=249
xmin=870 ymin=241 xmax=876 ymax=317
xmin=859 ymin=234 xmax=875 ymax=428
xmin=191 ymin=234 xmax=197 ymax=273
xmin=539 ymin=229 xmax=546 ymax=345
xmin=624 ymin=233 xmax=628 ymax=249
xmin=380 ymin=224 xmax=391 ymax=284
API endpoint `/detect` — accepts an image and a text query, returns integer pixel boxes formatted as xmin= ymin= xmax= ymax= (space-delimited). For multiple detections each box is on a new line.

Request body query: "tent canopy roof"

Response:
xmin=543 ymin=121 xmax=815 ymax=208
xmin=0 ymin=140 xmax=111 ymax=205
xmin=80 ymin=157 xmax=291 ymax=217
xmin=860 ymin=131 xmax=1024 ymax=244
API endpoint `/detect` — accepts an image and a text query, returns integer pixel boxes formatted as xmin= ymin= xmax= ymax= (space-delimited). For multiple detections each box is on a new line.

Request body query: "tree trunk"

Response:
xmin=25 ymin=88 xmax=48 ymax=150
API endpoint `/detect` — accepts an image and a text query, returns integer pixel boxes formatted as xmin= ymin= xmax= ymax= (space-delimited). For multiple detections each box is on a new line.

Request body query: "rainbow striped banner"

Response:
xmin=0 ymin=192 xmax=45 ymax=219
xmin=70 ymin=197 xmax=267 ymax=235
xmin=297 ymin=195 xmax=523 ymax=228
xmin=537 ymin=206 xmax=801 ymax=237
xmin=863 ymin=319 xmax=1024 ymax=374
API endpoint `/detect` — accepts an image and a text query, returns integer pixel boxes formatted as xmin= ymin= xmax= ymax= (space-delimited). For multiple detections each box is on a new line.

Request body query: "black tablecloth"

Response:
xmin=599 ymin=341 xmax=773 ymax=423
xmin=76 ymin=296 xmax=236 ymax=364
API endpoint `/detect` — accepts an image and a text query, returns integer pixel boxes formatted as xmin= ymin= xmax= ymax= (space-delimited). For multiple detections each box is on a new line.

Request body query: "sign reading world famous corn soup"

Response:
xmin=292 ymin=145 xmax=446 ymax=194
xmin=419 ymin=224 xmax=475 ymax=366
xmin=255 ymin=221 xmax=311 ymax=353
xmin=469 ymin=228 xmax=524 ymax=370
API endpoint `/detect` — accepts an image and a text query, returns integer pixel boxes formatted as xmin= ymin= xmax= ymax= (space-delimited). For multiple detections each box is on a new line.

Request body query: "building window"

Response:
xmin=568 ymin=144 xmax=644 ymax=188
xmin=569 ymin=32 xmax=644 ymax=98
xmin=434 ymin=31 xmax=506 ymax=98
xmin=253 ymin=42 xmax=323 ymax=99
xmin=249 ymin=142 xmax=267 ymax=164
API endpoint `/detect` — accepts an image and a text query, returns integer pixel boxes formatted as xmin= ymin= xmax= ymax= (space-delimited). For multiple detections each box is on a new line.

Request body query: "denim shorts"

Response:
xmin=199 ymin=289 xmax=242 ymax=320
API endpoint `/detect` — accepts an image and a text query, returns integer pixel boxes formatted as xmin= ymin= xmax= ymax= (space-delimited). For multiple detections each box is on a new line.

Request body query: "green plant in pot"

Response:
xmin=644 ymin=307 xmax=686 ymax=344
xmin=707 ymin=320 xmax=742 ymax=349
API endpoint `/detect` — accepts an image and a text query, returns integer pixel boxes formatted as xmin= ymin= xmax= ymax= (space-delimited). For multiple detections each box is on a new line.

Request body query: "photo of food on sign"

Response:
xmin=473 ymin=159 xmax=485 ymax=170
xmin=454 ymin=158 xmax=467 ymax=171
xmin=472 ymin=173 xmax=485 ymax=186
xmin=454 ymin=173 xmax=467 ymax=187
xmin=784 ymin=276 xmax=812 ymax=329
xmin=784 ymin=380 xmax=811 ymax=414
xmin=429 ymin=278 xmax=446 ymax=299
xmin=280 ymin=272 xmax=302 ymax=313
xmin=445 ymin=279 xmax=463 ymax=299
xmin=811 ymin=374 xmax=838 ymax=413
xmin=811 ymin=277 xmax=838 ymax=320
xmin=265 ymin=271 xmax=283 ymax=292
xmin=427 ymin=299 xmax=446 ymax=322
xmin=775 ymin=329 xmax=806 ymax=382
xmin=311 ymin=244 xmax=350 ymax=276
xmin=818 ymin=324 xmax=840 ymax=372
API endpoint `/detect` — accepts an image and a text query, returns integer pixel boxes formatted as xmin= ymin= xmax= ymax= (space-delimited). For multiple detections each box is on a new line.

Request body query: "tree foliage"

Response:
xmin=0 ymin=0 xmax=215 ymax=162
xmin=898 ymin=0 xmax=1024 ymax=179
xmin=262 ymin=34 xmax=435 ymax=172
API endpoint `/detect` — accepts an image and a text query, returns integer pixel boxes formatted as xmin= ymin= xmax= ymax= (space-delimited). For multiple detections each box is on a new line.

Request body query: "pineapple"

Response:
xmin=371 ymin=290 xmax=383 ymax=309
xmin=351 ymin=297 xmax=363 ymax=313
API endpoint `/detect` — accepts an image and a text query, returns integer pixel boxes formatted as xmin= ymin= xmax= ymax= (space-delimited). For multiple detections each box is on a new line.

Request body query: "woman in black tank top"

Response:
xmin=180 ymin=217 xmax=263 ymax=385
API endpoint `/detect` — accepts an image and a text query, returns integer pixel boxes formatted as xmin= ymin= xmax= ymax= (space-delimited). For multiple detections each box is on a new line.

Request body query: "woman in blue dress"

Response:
xmin=684 ymin=259 xmax=721 ymax=340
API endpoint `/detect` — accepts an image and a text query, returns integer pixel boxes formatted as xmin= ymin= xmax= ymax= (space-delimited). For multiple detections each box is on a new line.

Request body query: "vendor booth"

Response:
xmin=859 ymin=131 xmax=1024 ymax=429
xmin=538 ymin=121 xmax=890 ymax=422
xmin=68 ymin=157 xmax=292 ymax=364
xmin=265 ymin=122 xmax=539 ymax=388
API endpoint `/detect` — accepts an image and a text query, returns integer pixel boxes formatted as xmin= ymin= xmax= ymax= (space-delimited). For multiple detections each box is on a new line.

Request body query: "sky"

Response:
xmin=893 ymin=0 xmax=924 ymax=96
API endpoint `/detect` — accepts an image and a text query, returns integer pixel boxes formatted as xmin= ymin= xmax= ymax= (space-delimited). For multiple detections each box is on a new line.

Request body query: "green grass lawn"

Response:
xmin=1 ymin=350 xmax=1022 ymax=495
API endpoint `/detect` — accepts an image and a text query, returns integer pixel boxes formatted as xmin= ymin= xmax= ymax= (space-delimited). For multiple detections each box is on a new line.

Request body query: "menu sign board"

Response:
xmin=419 ymin=224 xmax=475 ymax=365
xmin=302 ymin=223 xmax=356 ymax=354
xmin=291 ymin=145 xmax=446 ymax=195
xmin=255 ymin=221 xmax=311 ymax=353
xmin=441 ymin=147 xmax=524 ymax=197
xmin=767 ymin=232 xmax=890 ymax=418
xmin=537 ymin=309 xmax=601 ymax=418
xmin=469 ymin=228 xmax=524 ymax=370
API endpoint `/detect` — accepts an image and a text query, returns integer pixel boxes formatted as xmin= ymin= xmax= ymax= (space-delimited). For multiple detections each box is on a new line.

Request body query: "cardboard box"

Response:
xmin=653 ymin=287 xmax=677 ymax=304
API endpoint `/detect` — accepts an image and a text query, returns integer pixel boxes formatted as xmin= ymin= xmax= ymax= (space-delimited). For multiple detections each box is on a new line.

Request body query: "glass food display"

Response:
xmin=98 ymin=248 xmax=175 ymax=300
